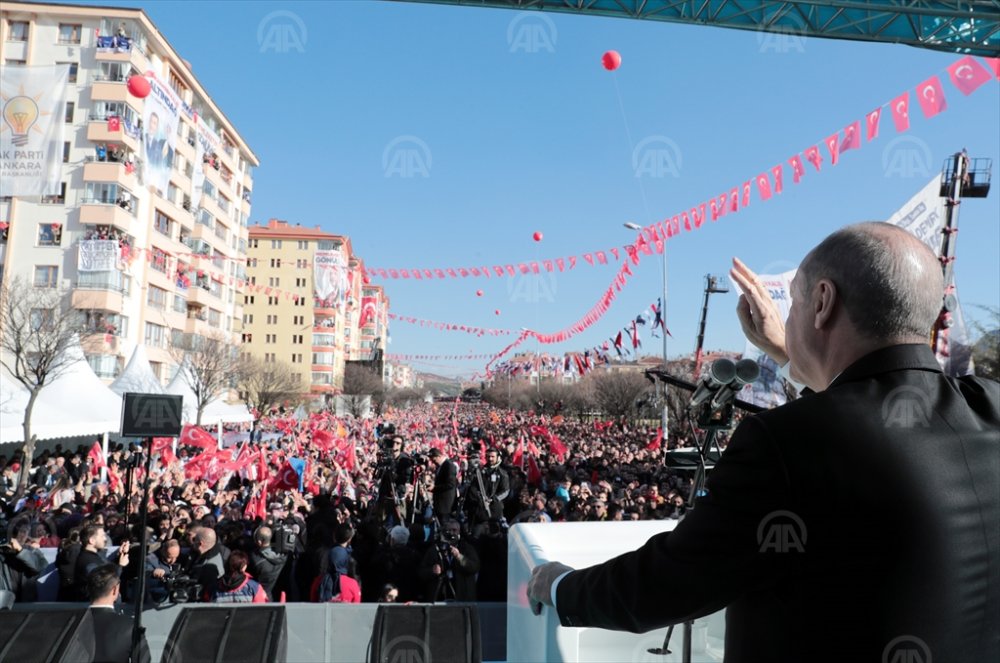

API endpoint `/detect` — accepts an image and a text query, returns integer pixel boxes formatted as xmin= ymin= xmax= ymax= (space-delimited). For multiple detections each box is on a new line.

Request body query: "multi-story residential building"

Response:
xmin=0 ymin=2 xmax=258 ymax=383
xmin=243 ymin=219 xmax=370 ymax=395
xmin=384 ymin=361 xmax=416 ymax=389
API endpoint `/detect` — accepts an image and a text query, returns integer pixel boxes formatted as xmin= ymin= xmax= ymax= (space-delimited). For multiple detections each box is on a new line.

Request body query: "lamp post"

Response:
xmin=624 ymin=222 xmax=668 ymax=437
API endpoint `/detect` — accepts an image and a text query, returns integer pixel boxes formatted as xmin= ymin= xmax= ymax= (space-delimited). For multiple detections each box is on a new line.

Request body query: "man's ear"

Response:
xmin=813 ymin=278 xmax=838 ymax=330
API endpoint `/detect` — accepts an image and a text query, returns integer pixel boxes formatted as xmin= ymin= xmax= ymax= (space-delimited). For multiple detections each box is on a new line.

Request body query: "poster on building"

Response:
xmin=0 ymin=65 xmax=69 ymax=197
xmin=191 ymin=117 xmax=221 ymax=209
xmin=78 ymin=240 xmax=121 ymax=272
xmin=139 ymin=73 xmax=180 ymax=194
xmin=738 ymin=269 xmax=797 ymax=408
xmin=314 ymin=250 xmax=348 ymax=307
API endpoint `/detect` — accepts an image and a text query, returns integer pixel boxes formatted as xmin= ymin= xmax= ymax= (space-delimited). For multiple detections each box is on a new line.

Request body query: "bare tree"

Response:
xmin=588 ymin=369 xmax=653 ymax=421
xmin=170 ymin=332 xmax=242 ymax=426
xmin=238 ymin=357 xmax=302 ymax=432
xmin=970 ymin=304 xmax=1000 ymax=381
xmin=0 ymin=277 xmax=83 ymax=495
xmin=342 ymin=363 xmax=383 ymax=417
xmin=386 ymin=386 xmax=429 ymax=409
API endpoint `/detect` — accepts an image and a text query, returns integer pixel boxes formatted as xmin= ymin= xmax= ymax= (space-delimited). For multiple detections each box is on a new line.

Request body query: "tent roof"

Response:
xmin=109 ymin=344 xmax=165 ymax=396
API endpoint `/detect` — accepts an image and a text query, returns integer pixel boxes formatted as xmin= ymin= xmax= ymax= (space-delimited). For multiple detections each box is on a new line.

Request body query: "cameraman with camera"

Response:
xmin=250 ymin=526 xmax=287 ymax=601
xmin=266 ymin=501 xmax=306 ymax=600
xmin=418 ymin=518 xmax=479 ymax=602
xmin=146 ymin=539 xmax=182 ymax=604
xmin=373 ymin=428 xmax=416 ymax=526
xmin=464 ymin=447 xmax=510 ymax=539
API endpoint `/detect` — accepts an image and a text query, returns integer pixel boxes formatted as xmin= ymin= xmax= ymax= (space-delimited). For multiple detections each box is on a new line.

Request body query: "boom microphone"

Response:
xmin=708 ymin=358 xmax=761 ymax=411
xmin=687 ymin=359 xmax=737 ymax=411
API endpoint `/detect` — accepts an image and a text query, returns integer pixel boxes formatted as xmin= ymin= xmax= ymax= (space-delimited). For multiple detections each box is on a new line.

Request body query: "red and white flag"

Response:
xmin=179 ymin=424 xmax=217 ymax=450
xmin=890 ymin=92 xmax=910 ymax=132
xmin=984 ymin=57 xmax=999 ymax=78
xmin=825 ymin=132 xmax=841 ymax=166
xmin=865 ymin=107 xmax=882 ymax=141
xmin=841 ymin=121 xmax=861 ymax=152
xmin=87 ymin=442 xmax=106 ymax=477
xmin=788 ymin=155 xmax=805 ymax=184
xmin=946 ymin=56 xmax=993 ymax=96
xmin=915 ymin=75 xmax=947 ymax=118
xmin=756 ymin=172 xmax=772 ymax=201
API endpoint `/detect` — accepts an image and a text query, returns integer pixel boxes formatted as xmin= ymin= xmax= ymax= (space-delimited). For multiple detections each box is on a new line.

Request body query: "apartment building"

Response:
xmin=244 ymin=219 xmax=390 ymax=395
xmin=0 ymin=2 xmax=258 ymax=383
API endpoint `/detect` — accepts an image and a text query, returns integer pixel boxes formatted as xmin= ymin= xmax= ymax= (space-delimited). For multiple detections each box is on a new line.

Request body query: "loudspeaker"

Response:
xmin=369 ymin=604 xmax=482 ymax=663
xmin=160 ymin=606 xmax=287 ymax=663
xmin=0 ymin=609 xmax=95 ymax=662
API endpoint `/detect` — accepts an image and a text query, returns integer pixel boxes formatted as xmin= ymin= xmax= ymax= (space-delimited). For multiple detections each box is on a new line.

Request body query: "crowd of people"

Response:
xmin=0 ymin=404 xmax=718 ymax=609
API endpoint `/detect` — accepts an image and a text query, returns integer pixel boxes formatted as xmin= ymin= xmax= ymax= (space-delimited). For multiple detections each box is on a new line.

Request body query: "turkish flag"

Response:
xmin=107 ymin=116 xmax=120 ymax=132
xmin=865 ymin=108 xmax=882 ymax=141
xmin=890 ymin=92 xmax=910 ymax=132
xmin=583 ymin=254 xmax=594 ymax=266
xmin=269 ymin=462 xmax=301 ymax=492
xmin=915 ymin=76 xmax=947 ymax=118
xmin=180 ymin=424 xmax=217 ymax=450
xmin=312 ymin=429 xmax=334 ymax=452
xmin=646 ymin=427 xmax=663 ymax=451
xmin=788 ymin=155 xmax=805 ymax=184
xmin=741 ymin=181 xmax=752 ymax=208
xmin=825 ymin=133 xmax=841 ymax=166
xmin=984 ymin=57 xmax=999 ymax=78
xmin=948 ymin=55 xmax=991 ymax=95
xmin=771 ymin=164 xmax=784 ymax=195
xmin=512 ymin=436 xmax=525 ymax=468
xmin=548 ymin=434 xmax=567 ymax=461
xmin=526 ymin=455 xmax=542 ymax=486
xmin=87 ymin=442 xmax=106 ymax=476
xmin=756 ymin=173 xmax=772 ymax=201
xmin=804 ymin=145 xmax=822 ymax=171
xmin=841 ymin=121 xmax=861 ymax=152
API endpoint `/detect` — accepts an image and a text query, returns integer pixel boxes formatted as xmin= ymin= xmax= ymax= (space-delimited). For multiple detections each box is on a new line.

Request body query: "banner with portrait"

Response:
xmin=0 ymin=65 xmax=69 ymax=197
xmin=314 ymin=250 xmax=348 ymax=307
xmin=739 ymin=269 xmax=797 ymax=408
xmin=139 ymin=73 xmax=180 ymax=195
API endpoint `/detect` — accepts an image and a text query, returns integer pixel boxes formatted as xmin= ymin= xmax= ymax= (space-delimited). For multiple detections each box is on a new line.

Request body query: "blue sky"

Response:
xmin=74 ymin=1 xmax=1000 ymax=377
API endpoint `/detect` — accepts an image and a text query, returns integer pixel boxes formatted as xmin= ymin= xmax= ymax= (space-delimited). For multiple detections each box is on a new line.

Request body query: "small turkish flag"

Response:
xmin=788 ymin=155 xmax=805 ymax=184
xmin=107 ymin=116 xmax=121 ymax=132
xmin=771 ymin=164 xmax=784 ymax=195
xmin=984 ymin=57 xmax=999 ymax=78
xmin=804 ymin=145 xmax=822 ymax=172
xmin=946 ymin=56 xmax=992 ymax=96
xmin=890 ymin=92 xmax=910 ymax=132
xmin=841 ymin=121 xmax=861 ymax=152
xmin=179 ymin=424 xmax=217 ymax=450
xmin=756 ymin=173 xmax=772 ymax=201
xmin=865 ymin=108 xmax=882 ymax=141
xmin=915 ymin=76 xmax=947 ymax=118
xmin=825 ymin=133 xmax=841 ymax=166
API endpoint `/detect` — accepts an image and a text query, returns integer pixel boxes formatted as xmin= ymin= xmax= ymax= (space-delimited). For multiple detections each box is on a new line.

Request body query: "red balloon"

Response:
xmin=532 ymin=231 xmax=543 ymax=242
xmin=127 ymin=75 xmax=151 ymax=99
xmin=476 ymin=290 xmax=484 ymax=297
xmin=494 ymin=309 xmax=501 ymax=315
xmin=602 ymin=50 xmax=622 ymax=71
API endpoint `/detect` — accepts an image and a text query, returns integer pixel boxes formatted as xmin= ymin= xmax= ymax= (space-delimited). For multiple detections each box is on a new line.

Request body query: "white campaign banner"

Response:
xmin=739 ymin=269 xmax=797 ymax=408
xmin=314 ymin=250 xmax=348 ymax=305
xmin=0 ymin=65 xmax=69 ymax=197
xmin=886 ymin=176 xmax=946 ymax=254
xmin=139 ymin=73 xmax=180 ymax=194
xmin=78 ymin=240 xmax=121 ymax=272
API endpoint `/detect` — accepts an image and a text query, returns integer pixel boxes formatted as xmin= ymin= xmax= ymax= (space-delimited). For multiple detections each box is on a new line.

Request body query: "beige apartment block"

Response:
xmin=1 ymin=2 xmax=258 ymax=383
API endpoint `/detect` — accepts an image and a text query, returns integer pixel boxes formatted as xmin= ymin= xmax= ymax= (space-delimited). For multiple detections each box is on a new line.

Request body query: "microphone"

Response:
xmin=687 ymin=359 xmax=737 ymax=411
xmin=708 ymin=359 xmax=761 ymax=411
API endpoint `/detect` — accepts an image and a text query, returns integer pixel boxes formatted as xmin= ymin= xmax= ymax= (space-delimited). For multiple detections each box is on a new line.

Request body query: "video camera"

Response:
xmin=271 ymin=520 xmax=299 ymax=555
xmin=161 ymin=571 xmax=201 ymax=604
xmin=376 ymin=422 xmax=396 ymax=439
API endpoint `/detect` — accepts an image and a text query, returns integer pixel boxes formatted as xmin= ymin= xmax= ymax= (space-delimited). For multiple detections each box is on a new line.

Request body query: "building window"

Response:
xmin=173 ymin=294 xmax=187 ymax=314
xmin=268 ymin=277 xmax=279 ymax=287
xmin=297 ymin=240 xmax=308 ymax=250
xmin=154 ymin=210 xmax=174 ymax=237
xmin=317 ymin=241 xmax=338 ymax=251
xmin=247 ymin=258 xmax=258 ymax=268
xmin=65 ymin=101 xmax=75 ymax=123
xmin=245 ymin=295 xmax=255 ymax=305
xmin=4 ymin=59 xmax=26 ymax=66
xmin=291 ymin=353 xmax=303 ymax=363
xmin=312 ymin=352 xmax=334 ymax=366
xmin=7 ymin=21 xmax=28 ymax=41
xmin=87 ymin=355 xmax=120 ymax=379
xmin=58 ymin=24 xmax=82 ymax=44
xmin=312 ymin=372 xmax=332 ymax=385
xmin=63 ymin=141 xmax=71 ymax=163
xmin=264 ymin=353 xmax=275 ymax=363
xmin=242 ymin=333 xmax=253 ymax=343
xmin=41 ymin=183 xmax=67 ymax=205
xmin=270 ymin=240 xmax=282 ymax=249
xmin=147 ymin=286 xmax=167 ymax=310
xmin=296 ymin=259 xmax=307 ymax=269
xmin=293 ymin=315 xmax=304 ymax=325
xmin=57 ymin=62 xmax=78 ymax=83
xmin=249 ymin=238 xmax=258 ymax=248
xmin=266 ymin=314 xmax=277 ymax=324
xmin=149 ymin=247 xmax=169 ymax=273
xmin=265 ymin=334 xmax=276 ymax=344
xmin=267 ymin=296 xmax=278 ymax=306
xmin=144 ymin=322 xmax=166 ymax=348
xmin=33 ymin=265 xmax=58 ymax=288
xmin=37 ymin=223 xmax=63 ymax=246
xmin=295 ymin=278 xmax=306 ymax=287
xmin=270 ymin=259 xmax=281 ymax=268
xmin=243 ymin=313 xmax=253 ymax=324
xmin=208 ymin=309 xmax=221 ymax=327
xmin=292 ymin=334 xmax=303 ymax=344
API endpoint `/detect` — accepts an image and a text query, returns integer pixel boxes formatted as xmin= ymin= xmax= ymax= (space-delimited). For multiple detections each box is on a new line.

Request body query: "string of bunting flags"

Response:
xmin=385 ymin=353 xmax=495 ymax=361
xmin=361 ymin=55 xmax=997 ymax=283
xmin=386 ymin=313 xmax=513 ymax=337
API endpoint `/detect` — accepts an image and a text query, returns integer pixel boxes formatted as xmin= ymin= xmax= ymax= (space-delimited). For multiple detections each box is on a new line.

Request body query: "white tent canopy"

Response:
xmin=164 ymin=366 xmax=252 ymax=426
xmin=109 ymin=344 xmax=164 ymax=396
xmin=1 ymin=339 xmax=123 ymax=444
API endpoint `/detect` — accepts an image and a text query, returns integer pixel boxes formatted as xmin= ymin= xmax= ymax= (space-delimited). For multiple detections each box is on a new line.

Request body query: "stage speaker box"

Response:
xmin=0 ymin=609 xmax=95 ymax=662
xmin=369 ymin=604 xmax=482 ymax=663
xmin=160 ymin=606 xmax=287 ymax=663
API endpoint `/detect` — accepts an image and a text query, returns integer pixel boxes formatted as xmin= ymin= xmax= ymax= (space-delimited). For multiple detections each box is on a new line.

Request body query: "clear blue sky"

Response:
xmin=72 ymin=0 xmax=1000 ymax=378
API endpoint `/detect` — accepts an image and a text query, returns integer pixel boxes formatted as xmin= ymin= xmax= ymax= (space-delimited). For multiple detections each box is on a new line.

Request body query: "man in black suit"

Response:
xmin=428 ymin=448 xmax=457 ymax=518
xmin=87 ymin=564 xmax=150 ymax=663
xmin=74 ymin=524 xmax=129 ymax=601
xmin=528 ymin=222 xmax=999 ymax=663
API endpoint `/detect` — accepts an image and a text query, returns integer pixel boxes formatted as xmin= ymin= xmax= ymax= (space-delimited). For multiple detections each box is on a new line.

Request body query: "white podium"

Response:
xmin=507 ymin=521 xmax=726 ymax=663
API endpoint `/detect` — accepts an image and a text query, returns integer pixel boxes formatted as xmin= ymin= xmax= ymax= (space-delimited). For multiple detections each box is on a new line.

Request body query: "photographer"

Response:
xmin=373 ymin=432 xmax=416 ymax=526
xmin=146 ymin=539 xmax=182 ymax=603
xmin=0 ymin=535 xmax=48 ymax=605
xmin=249 ymin=526 xmax=287 ymax=601
xmin=266 ymin=500 xmax=306 ymax=601
xmin=428 ymin=448 xmax=457 ymax=519
xmin=418 ymin=519 xmax=479 ymax=602
xmin=464 ymin=447 xmax=510 ymax=539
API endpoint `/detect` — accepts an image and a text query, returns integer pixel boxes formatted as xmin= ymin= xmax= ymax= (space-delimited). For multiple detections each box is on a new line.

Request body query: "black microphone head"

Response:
xmin=706 ymin=358 xmax=737 ymax=386
xmin=734 ymin=358 xmax=761 ymax=385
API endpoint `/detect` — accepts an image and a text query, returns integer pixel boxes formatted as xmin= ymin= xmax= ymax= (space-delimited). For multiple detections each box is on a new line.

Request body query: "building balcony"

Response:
xmin=82 ymin=161 xmax=135 ymax=188
xmin=80 ymin=331 xmax=122 ymax=356
xmin=72 ymin=287 xmax=124 ymax=312
xmin=146 ymin=265 xmax=174 ymax=291
xmin=184 ymin=314 xmax=215 ymax=337
xmin=186 ymin=284 xmax=219 ymax=308
xmin=94 ymin=42 xmax=148 ymax=73
xmin=90 ymin=81 xmax=139 ymax=107
xmin=311 ymin=364 xmax=335 ymax=373
xmin=86 ymin=120 xmax=139 ymax=153
xmin=79 ymin=202 xmax=135 ymax=234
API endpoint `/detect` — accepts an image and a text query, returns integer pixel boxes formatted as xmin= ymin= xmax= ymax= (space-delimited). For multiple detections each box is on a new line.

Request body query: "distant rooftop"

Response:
xmin=248 ymin=219 xmax=343 ymax=240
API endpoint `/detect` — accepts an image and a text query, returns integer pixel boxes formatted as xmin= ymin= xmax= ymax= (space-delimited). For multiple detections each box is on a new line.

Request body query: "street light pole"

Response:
xmin=624 ymin=222 xmax=668 ymax=438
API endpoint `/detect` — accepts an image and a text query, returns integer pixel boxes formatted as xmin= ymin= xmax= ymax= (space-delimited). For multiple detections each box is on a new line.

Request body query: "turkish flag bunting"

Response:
xmin=865 ymin=108 xmax=882 ymax=141
xmin=804 ymin=145 xmax=822 ymax=171
xmin=741 ymin=181 xmax=752 ymax=208
xmin=728 ymin=190 xmax=739 ymax=213
xmin=593 ymin=251 xmax=606 ymax=265
xmin=789 ymin=155 xmax=805 ymax=184
xmin=771 ymin=164 xmax=784 ymax=194
xmin=568 ymin=256 xmax=577 ymax=269
xmin=505 ymin=265 xmax=515 ymax=277
xmin=682 ymin=213 xmax=692 ymax=232
xmin=435 ymin=269 xmax=446 ymax=279
xmin=756 ymin=173 xmax=772 ymax=200
xmin=179 ymin=424 xmax=217 ymax=450
xmin=841 ymin=121 xmax=861 ymax=151
xmin=890 ymin=92 xmax=910 ymax=132
xmin=915 ymin=76 xmax=947 ymax=118
xmin=583 ymin=254 xmax=594 ymax=266
xmin=530 ymin=262 xmax=540 ymax=274
xmin=555 ymin=258 xmax=565 ymax=272
xmin=825 ymin=133 xmax=841 ymax=165
xmin=610 ymin=248 xmax=620 ymax=261
xmin=543 ymin=260 xmax=554 ymax=272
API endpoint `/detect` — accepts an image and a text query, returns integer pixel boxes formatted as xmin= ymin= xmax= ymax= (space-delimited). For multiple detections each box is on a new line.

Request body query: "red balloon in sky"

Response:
xmin=126 ymin=75 xmax=151 ymax=98
xmin=602 ymin=50 xmax=622 ymax=71
xmin=476 ymin=290 xmax=484 ymax=297
xmin=494 ymin=309 xmax=501 ymax=315
xmin=532 ymin=231 xmax=543 ymax=242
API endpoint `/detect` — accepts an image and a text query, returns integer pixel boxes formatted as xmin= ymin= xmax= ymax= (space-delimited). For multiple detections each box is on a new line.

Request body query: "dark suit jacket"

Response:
xmin=556 ymin=344 xmax=999 ymax=663
xmin=433 ymin=458 xmax=458 ymax=517
xmin=89 ymin=607 xmax=150 ymax=663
